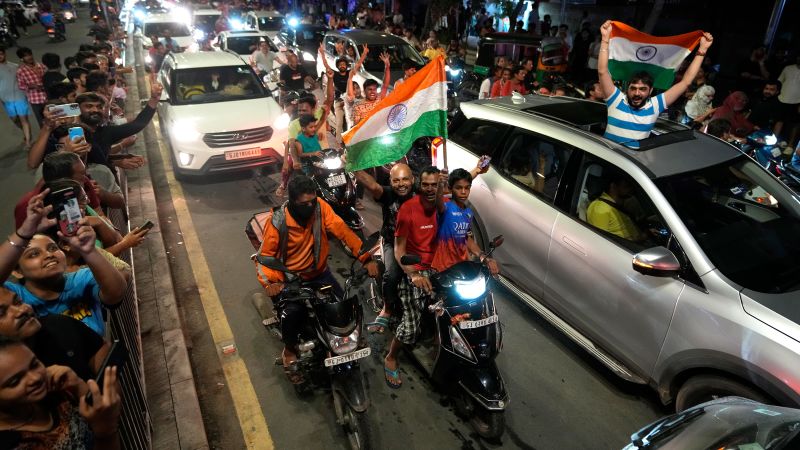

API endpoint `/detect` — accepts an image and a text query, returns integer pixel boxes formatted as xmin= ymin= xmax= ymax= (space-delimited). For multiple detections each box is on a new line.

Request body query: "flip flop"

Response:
xmin=384 ymin=364 xmax=402 ymax=389
xmin=367 ymin=315 xmax=390 ymax=334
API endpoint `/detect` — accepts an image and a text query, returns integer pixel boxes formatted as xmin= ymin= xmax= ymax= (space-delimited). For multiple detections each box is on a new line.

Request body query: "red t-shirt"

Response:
xmin=395 ymin=195 xmax=438 ymax=270
xmin=14 ymin=178 xmax=102 ymax=229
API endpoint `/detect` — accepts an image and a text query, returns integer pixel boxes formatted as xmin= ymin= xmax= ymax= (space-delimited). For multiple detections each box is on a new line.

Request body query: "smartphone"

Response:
xmin=48 ymin=103 xmax=81 ymax=117
xmin=45 ymin=187 xmax=83 ymax=236
xmin=139 ymin=220 xmax=154 ymax=231
xmin=479 ymin=155 xmax=492 ymax=169
xmin=85 ymin=340 xmax=128 ymax=406
xmin=67 ymin=126 xmax=85 ymax=143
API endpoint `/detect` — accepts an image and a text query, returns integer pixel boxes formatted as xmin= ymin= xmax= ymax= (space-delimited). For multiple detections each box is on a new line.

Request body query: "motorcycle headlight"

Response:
xmin=327 ymin=329 xmax=360 ymax=355
xmin=453 ymin=277 xmax=486 ymax=300
xmin=447 ymin=67 xmax=462 ymax=77
xmin=765 ymin=134 xmax=778 ymax=146
xmin=273 ymin=112 xmax=290 ymax=130
xmin=323 ymin=157 xmax=342 ymax=170
xmin=449 ymin=326 xmax=476 ymax=361
xmin=302 ymin=51 xmax=315 ymax=62
xmin=171 ymin=121 xmax=201 ymax=142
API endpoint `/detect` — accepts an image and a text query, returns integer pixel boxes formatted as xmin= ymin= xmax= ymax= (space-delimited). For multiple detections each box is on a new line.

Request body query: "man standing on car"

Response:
xmin=250 ymin=40 xmax=275 ymax=76
xmin=255 ymin=175 xmax=379 ymax=384
xmin=597 ymin=20 xmax=713 ymax=146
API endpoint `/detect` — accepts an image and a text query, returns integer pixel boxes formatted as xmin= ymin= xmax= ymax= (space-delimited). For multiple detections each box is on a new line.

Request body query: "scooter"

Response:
xmin=251 ymin=233 xmax=379 ymax=450
xmin=308 ymin=148 xmax=364 ymax=239
xmin=400 ymin=235 xmax=509 ymax=440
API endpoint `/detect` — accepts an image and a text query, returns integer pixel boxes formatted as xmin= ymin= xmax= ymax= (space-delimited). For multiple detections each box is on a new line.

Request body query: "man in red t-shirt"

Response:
xmin=384 ymin=166 xmax=445 ymax=389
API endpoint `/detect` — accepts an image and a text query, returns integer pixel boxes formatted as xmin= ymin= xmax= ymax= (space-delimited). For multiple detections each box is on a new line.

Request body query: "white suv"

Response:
xmin=139 ymin=13 xmax=193 ymax=50
xmin=156 ymin=51 xmax=288 ymax=179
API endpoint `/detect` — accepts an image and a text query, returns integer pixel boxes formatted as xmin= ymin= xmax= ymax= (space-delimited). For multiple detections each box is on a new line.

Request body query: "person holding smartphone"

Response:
xmin=0 ymin=190 xmax=128 ymax=337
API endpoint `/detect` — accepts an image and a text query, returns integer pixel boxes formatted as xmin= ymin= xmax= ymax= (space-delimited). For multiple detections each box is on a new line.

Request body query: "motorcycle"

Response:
xmin=0 ymin=20 xmax=15 ymax=48
xmin=251 ymin=233 xmax=380 ymax=450
xmin=400 ymin=235 xmax=509 ymax=440
xmin=46 ymin=17 xmax=66 ymax=42
xmin=308 ymin=148 xmax=364 ymax=239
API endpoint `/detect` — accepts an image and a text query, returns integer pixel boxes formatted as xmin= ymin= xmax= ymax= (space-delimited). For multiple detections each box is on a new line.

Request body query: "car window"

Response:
xmin=324 ymin=36 xmax=337 ymax=56
xmin=173 ymin=66 xmax=267 ymax=105
xmin=449 ymin=118 xmax=511 ymax=159
xmin=571 ymin=155 xmax=670 ymax=253
xmin=361 ymin=44 xmax=424 ymax=72
xmin=160 ymin=65 xmax=172 ymax=95
xmin=227 ymin=36 xmax=262 ymax=55
xmin=143 ymin=22 xmax=190 ymax=37
xmin=258 ymin=16 xmax=283 ymax=31
xmin=495 ymin=128 xmax=573 ymax=203
xmin=656 ymin=155 xmax=800 ymax=293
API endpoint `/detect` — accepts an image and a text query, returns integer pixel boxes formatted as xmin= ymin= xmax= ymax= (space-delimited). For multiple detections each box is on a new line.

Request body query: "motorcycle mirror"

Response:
xmin=358 ymin=231 xmax=381 ymax=256
xmin=255 ymin=255 xmax=290 ymax=272
xmin=400 ymin=254 xmax=421 ymax=266
xmin=489 ymin=235 xmax=504 ymax=249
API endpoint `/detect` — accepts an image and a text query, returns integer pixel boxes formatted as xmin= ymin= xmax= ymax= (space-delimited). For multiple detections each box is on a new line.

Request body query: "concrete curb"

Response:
xmin=125 ymin=41 xmax=209 ymax=450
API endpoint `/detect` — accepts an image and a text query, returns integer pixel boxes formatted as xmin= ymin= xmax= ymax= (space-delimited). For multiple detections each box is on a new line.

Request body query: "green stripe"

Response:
xmin=346 ymin=109 xmax=448 ymax=171
xmin=608 ymin=60 xmax=676 ymax=90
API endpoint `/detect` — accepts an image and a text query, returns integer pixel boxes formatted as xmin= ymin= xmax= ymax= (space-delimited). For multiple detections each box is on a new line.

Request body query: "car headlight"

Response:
xmin=454 ymin=276 xmax=486 ymax=300
xmin=229 ymin=18 xmax=244 ymax=30
xmin=327 ymin=329 xmax=359 ymax=355
xmin=273 ymin=112 xmax=290 ymax=130
xmin=287 ymin=17 xmax=299 ymax=27
xmin=171 ymin=121 xmax=201 ymax=142
xmin=177 ymin=151 xmax=193 ymax=166
xmin=449 ymin=326 xmax=476 ymax=361
xmin=144 ymin=54 xmax=152 ymax=64
xmin=302 ymin=51 xmax=315 ymax=62
xmin=192 ymin=28 xmax=205 ymax=40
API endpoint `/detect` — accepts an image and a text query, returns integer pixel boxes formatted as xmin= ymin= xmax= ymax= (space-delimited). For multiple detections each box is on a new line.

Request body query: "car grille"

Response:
xmin=202 ymin=126 xmax=274 ymax=148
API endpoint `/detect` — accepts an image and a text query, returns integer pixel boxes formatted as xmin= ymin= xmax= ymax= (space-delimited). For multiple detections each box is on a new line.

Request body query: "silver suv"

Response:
xmin=446 ymin=95 xmax=800 ymax=411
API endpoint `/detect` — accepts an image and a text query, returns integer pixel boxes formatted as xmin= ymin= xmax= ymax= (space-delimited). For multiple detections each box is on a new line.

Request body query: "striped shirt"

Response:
xmin=604 ymin=87 xmax=666 ymax=149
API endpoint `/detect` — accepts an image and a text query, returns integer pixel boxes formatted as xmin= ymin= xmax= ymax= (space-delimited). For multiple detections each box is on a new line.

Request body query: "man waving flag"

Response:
xmin=343 ymin=56 xmax=448 ymax=171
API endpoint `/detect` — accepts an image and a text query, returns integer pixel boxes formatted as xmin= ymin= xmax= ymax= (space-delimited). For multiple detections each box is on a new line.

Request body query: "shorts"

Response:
xmin=393 ymin=269 xmax=434 ymax=346
xmin=3 ymin=100 xmax=29 ymax=118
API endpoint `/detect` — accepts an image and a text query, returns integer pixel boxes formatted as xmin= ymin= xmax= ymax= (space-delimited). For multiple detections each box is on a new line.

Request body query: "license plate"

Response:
xmin=324 ymin=347 xmax=371 ymax=367
xmin=459 ymin=315 xmax=499 ymax=329
xmin=326 ymin=174 xmax=346 ymax=187
xmin=224 ymin=148 xmax=261 ymax=161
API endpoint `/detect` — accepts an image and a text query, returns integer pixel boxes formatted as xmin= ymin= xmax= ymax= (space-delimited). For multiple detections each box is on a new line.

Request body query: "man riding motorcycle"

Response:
xmin=255 ymin=175 xmax=380 ymax=383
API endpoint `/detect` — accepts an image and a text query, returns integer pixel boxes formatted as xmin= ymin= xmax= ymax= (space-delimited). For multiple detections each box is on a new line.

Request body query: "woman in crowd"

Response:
xmin=712 ymin=91 xmax=754 ymax=137
xmin=685 ymin=85 xmax=717 ymax=125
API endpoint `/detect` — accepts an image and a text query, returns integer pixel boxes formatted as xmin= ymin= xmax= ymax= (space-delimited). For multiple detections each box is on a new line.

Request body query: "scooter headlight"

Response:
xmin=327 ymin=329 xmax=360 ymax=355
xmin=449 ymin=326 xmax=476 ymax=362
xmin=454 ymin=277 xmax=486 ymax=300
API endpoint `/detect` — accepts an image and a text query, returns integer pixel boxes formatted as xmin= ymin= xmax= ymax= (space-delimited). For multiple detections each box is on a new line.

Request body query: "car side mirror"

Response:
xmin=632 ymin=246 xmax=681 ymax=277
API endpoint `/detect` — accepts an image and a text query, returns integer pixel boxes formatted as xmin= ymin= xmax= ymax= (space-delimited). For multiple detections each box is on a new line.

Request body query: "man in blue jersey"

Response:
xmin=597 ymin=20 xmax=714 ymax=147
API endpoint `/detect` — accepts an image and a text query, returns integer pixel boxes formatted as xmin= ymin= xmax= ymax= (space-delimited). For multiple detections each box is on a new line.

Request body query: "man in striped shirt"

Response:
xmin=597 ymin=21 xmax=713 ymax=147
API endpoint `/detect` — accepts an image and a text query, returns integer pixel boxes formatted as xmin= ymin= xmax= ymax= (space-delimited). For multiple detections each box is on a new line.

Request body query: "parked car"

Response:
xmin=317 ymin=29 xmax=425 ymax=93
xmin=244 ymin=10 xmax=283 ymax=39
xmin=274 ymin=22 xmax=327 ymax=72
xmin=624 ymin=397 xmax=800 ymax=449
xmin=445 ymin=94 xmax=800 ymax=412
xmin=138 ymin=13 xmax=193 ymax=50
xmin=155 ymin=51 xmax=287 ymax=179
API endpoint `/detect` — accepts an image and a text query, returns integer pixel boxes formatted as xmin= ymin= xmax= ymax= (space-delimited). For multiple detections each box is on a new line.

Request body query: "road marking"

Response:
xmin=149 ymin=113 xmax=274 ymax=450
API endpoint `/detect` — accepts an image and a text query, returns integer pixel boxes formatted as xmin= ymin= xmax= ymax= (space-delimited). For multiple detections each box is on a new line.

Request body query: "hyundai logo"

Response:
xmin=231 ymin=132 xmax=248 ymax=140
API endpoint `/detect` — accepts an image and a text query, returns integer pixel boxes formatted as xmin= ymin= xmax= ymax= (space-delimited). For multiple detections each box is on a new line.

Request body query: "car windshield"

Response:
xmin=227 ymin=36 xmax=263 ymax=55
xmin=258 ymin=17 xmax=283 ymax=31
xmin=361 ymin=44 xmax=425 ymax=72
xmin=173 ymin=66 xmax=267 ymax=105
xmin=294 ymin=28 xmax=325 ymax=48
xmin=193 ymin=14 xmax=219 ymax=32
xmin=144 ymin=22 xmax=190 ymax=37
xmin=656 ymin=156 xmax=800 ymax=293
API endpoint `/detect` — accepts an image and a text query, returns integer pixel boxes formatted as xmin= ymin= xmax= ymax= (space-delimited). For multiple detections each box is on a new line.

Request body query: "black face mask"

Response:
xmin=288 ymin=199 xmax=316 ymax=225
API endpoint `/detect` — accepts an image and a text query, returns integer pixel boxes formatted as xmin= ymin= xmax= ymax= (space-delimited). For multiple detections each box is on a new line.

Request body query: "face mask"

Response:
xmin=289 ymin=199 xmax=316 ymax=225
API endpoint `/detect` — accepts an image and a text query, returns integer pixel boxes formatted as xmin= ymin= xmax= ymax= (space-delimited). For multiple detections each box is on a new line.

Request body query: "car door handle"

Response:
xmin=561 ymin=236 xmax=586 ymax=256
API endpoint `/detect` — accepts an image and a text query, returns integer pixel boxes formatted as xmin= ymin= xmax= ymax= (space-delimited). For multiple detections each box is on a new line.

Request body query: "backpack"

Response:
xmin=246 ymin=201 xmax=322 ymax=268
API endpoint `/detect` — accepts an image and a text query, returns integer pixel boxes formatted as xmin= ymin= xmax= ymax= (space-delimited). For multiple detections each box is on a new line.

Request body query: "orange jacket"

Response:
xmin=255 ymin=198 xmax=366 ymax=287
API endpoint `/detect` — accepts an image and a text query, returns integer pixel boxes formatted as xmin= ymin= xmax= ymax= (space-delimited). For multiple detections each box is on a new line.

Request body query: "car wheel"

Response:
xmin=675 ymin=374 xmax=771 ymax=412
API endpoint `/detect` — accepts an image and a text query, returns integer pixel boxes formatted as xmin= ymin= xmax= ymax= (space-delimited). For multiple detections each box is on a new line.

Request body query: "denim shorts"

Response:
xmin=3 ymin=100 xmax=29 ymax=118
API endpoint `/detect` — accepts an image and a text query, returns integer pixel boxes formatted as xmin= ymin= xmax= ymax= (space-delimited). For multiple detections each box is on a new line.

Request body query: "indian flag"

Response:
xmin=343 ymin=56 xmax=448 ymax=171
xmin=608 ymin=21 xmax=704 ymax=90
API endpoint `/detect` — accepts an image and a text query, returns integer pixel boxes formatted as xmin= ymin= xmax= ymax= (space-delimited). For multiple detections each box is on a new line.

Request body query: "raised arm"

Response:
xmin=353 ymin=170 xmax=384 ymax=199
xmin=324 ymin=67 xmax=335 ymax=108
xmin=663 ymin=33 xmax=713 ymax=107
xmin=0 ymin=191 xmax=56 ymax=283
xmin=597 ymin=21 xmax=616 ymax=99
xmin=379 ymin=52 xmax=391 ymax=100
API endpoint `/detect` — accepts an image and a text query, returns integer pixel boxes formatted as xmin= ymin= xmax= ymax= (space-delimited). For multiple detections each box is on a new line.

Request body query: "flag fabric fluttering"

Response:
xmin=608 ymin=21 xmax=704 ymax=90
xmin=343 ymin=55 xmax=448 ymax=172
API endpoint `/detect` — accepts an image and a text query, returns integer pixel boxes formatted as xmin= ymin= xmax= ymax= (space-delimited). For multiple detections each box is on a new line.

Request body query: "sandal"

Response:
xmin=282 ymin=350 xmax=305 ymax=385
xmin=366 ymin=315 xmax=390 ymax=334
xmin=384 ymin=364 xmax=402 ymax=389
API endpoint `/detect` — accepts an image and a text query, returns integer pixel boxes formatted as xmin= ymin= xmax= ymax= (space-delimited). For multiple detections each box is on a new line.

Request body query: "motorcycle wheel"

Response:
xmin=332 ymin=389 xmax=374 ymax=450
xmin=470 ymin=409 xmax=505 ymax=441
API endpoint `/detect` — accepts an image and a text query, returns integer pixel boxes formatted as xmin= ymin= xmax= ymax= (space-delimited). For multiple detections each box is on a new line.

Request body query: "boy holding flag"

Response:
xmin=598 ymin=20 xmax=713 ymax=147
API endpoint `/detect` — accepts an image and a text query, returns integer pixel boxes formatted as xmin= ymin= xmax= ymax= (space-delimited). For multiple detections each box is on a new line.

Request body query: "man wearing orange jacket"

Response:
xmin=255 ymin=175 xmax=379 ymax=380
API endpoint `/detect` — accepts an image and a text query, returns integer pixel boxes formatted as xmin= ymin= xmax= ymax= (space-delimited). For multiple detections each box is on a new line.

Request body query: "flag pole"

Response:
xmin=442 ymin=137 xmax=448 ymax=171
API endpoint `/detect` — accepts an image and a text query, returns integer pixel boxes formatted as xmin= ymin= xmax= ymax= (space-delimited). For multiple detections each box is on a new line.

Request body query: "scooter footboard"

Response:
xmin=458 ymin=364 xmax=509 ymax=411
xmin=331 ymin=366 xmax=371 ymax=413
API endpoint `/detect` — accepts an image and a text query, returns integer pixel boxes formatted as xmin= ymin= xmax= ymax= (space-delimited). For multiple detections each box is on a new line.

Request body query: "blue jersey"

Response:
xmin=432 ymin=199 xmax=473 ymax=272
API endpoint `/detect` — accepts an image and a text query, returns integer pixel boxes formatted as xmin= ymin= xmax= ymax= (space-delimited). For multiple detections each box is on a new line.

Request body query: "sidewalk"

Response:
xmin=124 ymin=40 xmax=209 ymax=450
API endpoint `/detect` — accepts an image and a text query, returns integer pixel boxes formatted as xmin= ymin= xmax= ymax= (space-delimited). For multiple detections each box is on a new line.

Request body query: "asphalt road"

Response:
xmin=163 ymin=164 xmax=668 ymax=449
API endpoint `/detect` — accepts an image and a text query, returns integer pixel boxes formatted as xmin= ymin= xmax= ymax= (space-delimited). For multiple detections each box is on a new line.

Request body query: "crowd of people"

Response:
xmin=0 ymin=8 xmax=157 ymax=448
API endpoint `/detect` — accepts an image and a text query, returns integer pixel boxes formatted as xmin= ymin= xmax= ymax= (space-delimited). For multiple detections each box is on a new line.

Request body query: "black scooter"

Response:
xmin=254 ymin=233 xmax=379 ymax=450
xmin=401 ymin=236 xmax=508 ymax=440
xmin=308 ymin=148 xmax=364 ymax=239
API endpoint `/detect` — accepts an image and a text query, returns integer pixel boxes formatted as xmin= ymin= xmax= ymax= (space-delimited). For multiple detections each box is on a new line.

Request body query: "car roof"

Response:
xmin=324 ymin=29 xmax=409 ymax=45
xmin=143 ymin=13 xmax=186 ymax=23
xmin=168 ymin=51 xmax=246 ymax=69
xmin=465 ymin=95 xmax=742 ymax=178
xmin=251 ymin=10 xmax=283 ymax=17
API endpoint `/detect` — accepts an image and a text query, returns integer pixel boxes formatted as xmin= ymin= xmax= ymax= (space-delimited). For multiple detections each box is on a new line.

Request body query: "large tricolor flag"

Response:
xmin=343 ymin=56 xmax=448 ymax=171
xmin=608 ymin=21 xmax=704 ymax=90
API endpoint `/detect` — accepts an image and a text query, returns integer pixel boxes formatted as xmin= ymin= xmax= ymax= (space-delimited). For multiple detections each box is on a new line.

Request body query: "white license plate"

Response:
xmin=224 ymin=148 xmax=262 ymax=161
xmin=324 ymin=347 xmax=371 ymax=367
xmin=326 ymin=174 xmax=347 ymax=187
xmin=459 ymin=315 xmax=499 ymax=329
